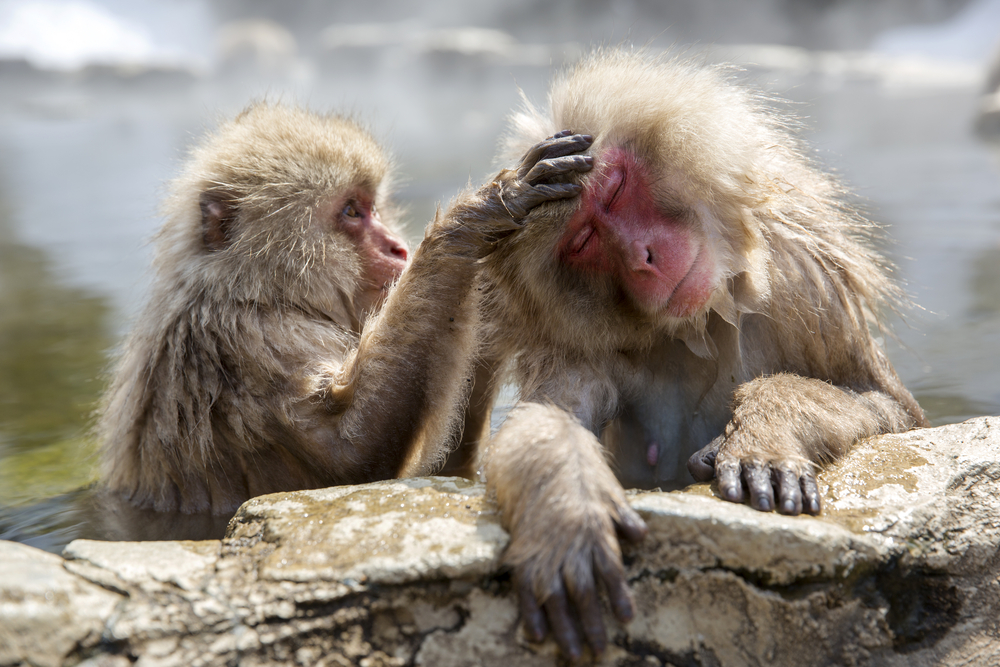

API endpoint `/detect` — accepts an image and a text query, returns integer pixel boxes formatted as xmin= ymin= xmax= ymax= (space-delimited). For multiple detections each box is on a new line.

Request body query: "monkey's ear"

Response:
xmin=199 ymin=192 xmax=237 ymax=252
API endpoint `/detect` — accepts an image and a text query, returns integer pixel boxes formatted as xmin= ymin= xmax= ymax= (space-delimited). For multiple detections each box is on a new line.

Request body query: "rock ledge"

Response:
xmin=3 ymin=418 xmax=1000 ymax=666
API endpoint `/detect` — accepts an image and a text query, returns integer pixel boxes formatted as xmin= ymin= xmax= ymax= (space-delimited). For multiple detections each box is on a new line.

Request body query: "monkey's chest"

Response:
xmin=603 ymin=360 xmax=734 ymax=490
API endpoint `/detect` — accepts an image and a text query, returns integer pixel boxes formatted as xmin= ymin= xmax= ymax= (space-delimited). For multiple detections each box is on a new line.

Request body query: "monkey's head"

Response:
xmin=158 ymin=103 xmax=408 ymax=328
xmin=490 ymin=50 xmax=838 ymax=357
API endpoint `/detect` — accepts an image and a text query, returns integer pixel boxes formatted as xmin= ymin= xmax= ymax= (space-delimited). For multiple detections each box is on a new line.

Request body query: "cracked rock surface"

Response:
xmin=3 ymin=418 xmax=1000 ymax=666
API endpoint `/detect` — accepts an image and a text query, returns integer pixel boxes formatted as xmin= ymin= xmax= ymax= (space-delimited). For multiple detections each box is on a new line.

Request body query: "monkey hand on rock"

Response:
xmin=687 ymin=414 xmax=823 ymax=516
xmin=487 ymin=403 xmax=648 ymax=661
xmin=687 ymin=374 xmax=915 ymax=515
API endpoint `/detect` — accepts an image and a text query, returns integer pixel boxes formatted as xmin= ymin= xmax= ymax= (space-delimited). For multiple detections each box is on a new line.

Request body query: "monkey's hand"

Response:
xmin=436 ymin=131 xmax=593 ymax=258
xmin=511 ymin=498 xmax=647 ymax=661
xmin=686 ymin=374 xmax=916 ymax=515
xmin=687 ymin=430 xmax=822 ymax=516
xmin=485 ymin=402 xmax=647 ymax=660
xmin=495 ymin=130 xmax=594 ymax=221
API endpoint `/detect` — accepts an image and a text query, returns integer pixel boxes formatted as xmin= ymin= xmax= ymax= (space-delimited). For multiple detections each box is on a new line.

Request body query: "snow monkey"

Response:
xmin=476 ymin=50 xmax=928 ymax=658
xmin=97 ymin=103 xmax=594 ymax=516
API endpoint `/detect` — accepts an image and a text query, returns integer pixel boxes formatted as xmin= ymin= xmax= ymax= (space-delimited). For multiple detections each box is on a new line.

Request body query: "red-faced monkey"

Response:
xmin=475 ymin=50 xmax=928 ymax=658
xmin=97 ymin=103 xmax=593 ymax=517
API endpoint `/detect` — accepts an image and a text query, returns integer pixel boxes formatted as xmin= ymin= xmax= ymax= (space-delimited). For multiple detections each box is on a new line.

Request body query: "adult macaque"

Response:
xmin=97 ymin=103 xmax=593 ymax=517
xmin=476 ymin=50 xmax=928 ymax=658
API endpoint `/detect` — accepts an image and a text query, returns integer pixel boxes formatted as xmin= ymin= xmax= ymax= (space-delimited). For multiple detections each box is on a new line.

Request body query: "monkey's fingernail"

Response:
xmin=782 ymin=499 xmax=796 ymax=514
xmin=756 ymin=496 xmax=772 ymax=511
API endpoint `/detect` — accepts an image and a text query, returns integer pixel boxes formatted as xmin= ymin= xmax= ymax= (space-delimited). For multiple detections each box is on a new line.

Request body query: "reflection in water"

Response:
xmin=0 ymin=199 xmax=110 ymax=506
xmin=0 ymin=197 xmax=235 ymax=551
xmin=0 ymin=486 xmax=231 ymax=553
xmin=0 ymin=197 xmax=124 ymax=551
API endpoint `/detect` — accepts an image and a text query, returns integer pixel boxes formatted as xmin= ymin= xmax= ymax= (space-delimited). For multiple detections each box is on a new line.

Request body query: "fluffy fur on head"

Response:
xmin=490 ymin=48 xmax=902 ymax=360
xmin=97 ymin=103 xmax=400 ymax=513
xmin=159 ymin=102 xmax=396 ymax=317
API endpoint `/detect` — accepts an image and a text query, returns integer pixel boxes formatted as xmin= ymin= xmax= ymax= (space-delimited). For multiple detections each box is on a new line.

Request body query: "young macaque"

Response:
xmin=476 ymin=50 xmax=928 ymax=658
xmin=96 ymin=103 xmax=593 ymax=518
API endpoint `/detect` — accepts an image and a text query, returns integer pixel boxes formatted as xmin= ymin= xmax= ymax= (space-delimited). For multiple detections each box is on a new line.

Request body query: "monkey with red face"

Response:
xmin=474 ymin=50 xmax=928 ymax=658
xmin=97 ymin=103 xmax=593 ymax=519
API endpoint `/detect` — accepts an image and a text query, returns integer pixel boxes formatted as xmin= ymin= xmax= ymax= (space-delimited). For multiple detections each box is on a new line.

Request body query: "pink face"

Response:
xmin=557 ymin=147 xmax=716 ymax=319
xmin=333 ymin=190 xmax=408 ymax=315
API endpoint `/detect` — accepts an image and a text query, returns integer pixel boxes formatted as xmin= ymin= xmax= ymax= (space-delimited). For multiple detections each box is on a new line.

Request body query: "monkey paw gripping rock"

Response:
xmin=4 ymin=418 xmax=1000 ymax=667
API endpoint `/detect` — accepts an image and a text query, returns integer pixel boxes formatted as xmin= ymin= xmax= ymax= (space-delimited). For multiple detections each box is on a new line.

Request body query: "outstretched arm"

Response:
xmin=313 ymin=133 xmax=595 ymax=482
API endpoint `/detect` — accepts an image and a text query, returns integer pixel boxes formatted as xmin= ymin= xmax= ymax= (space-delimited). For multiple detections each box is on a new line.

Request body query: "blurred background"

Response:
xmin=1 ymin=0 xmax=999 ymax=533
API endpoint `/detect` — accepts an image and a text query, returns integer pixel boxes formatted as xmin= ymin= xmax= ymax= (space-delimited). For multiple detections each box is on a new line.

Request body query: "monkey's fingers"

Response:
xmin=614 ymin=503 xmax=648 ymax=544
xmin=523 ymin=155 xmax=594 ymax=186
xmin=743 ymin=461 xmax=775 ymax=512
xmin=567 ymin=570 xmax=607 ymax=656
xmin=517 ymin=133 xmax=593 ymax=179
xmin=518 ymin=183 xmax=585 ymax=214
xmin=715 ymin=457 xmax=744 ymax=504
xmin=516 ymin=573 xmax=549 ymax=642
xmin=774 ymin=467 xmax=803 ymax=515
xmin=687 ymin=439 xmax=721 ymax=482
xmin=500 ymin=183 xmax=582 ymax=221
xmin=801 ymin=473 xmax=822 ymax=515
xmin=542 ymin=585 xmax=584 ymax=661
xmin=595 ymin=546 xmax=635 ymax=624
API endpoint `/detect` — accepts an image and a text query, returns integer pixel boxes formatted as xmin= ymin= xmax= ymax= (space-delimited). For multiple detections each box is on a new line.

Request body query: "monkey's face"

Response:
xmin=321 ymin=188 xmax=409 ymax=320
xmin=488 ymin=52 xmax=787 ymax=353
xmin=490 ymin=140 xmax=730 ymax=352
xmin=557 ymin=146 xmax=720 ymax=320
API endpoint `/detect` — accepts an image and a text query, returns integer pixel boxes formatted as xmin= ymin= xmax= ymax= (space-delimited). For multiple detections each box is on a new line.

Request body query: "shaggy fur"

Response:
xmin=97 ymin=103 xmax=585 ymax=515
xmin=474 ymin=49 xmax=929 ymax=657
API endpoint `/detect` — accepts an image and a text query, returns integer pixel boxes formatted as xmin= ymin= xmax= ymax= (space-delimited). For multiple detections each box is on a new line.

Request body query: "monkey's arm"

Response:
xmin=481 ymin=384 xmax=647 ymax=659
xmin=314 ymin=133 xmax=594 ymax=482
xmin=439 ymin=356 xmax=500 ymax=477
xmin=687 ymin=373 xmax=917 ymax=514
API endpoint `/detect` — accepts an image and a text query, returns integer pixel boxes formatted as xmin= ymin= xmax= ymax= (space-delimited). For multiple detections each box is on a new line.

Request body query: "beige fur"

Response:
xmin=474 ymin=49 xmax=928 ymax=657
xmin=97 ymin=103 xmax=585 ymax=515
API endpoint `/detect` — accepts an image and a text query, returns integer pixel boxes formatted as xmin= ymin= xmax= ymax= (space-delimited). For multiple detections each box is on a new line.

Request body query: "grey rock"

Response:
xmin=2 ymin=418 xmax=1000 ymax=666
xmin=0 ymin=540 xmax=123 ymax=667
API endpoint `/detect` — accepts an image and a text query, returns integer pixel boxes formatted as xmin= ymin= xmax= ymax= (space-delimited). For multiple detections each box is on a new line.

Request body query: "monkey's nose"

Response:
xmin=390 ymin=242 xmax=408 ymax=261
xmin=625 ymin=241 xmax=661 ymax=274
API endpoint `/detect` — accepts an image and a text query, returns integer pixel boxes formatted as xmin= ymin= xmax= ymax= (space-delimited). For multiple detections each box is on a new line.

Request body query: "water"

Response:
xmin=1 ymin=0 xmax=999 ymax=551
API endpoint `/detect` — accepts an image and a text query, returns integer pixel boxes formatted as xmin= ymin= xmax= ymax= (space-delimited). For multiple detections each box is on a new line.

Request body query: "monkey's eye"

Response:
xmin=342 ymin=202 xmax=361 ymax=218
